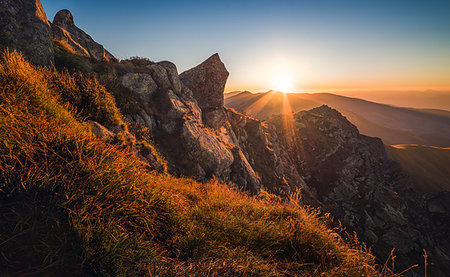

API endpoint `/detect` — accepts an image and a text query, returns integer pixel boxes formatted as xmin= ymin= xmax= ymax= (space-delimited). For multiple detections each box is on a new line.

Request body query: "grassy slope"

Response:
xmin=0 ymin=50 xmax=388 ymax=276
xmin=386 ymin=145 xmax=450 ymax=193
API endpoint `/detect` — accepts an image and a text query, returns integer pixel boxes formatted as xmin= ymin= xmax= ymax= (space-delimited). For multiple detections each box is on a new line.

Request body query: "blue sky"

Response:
xmin=41 ymin=0 xmax=450 ymax=92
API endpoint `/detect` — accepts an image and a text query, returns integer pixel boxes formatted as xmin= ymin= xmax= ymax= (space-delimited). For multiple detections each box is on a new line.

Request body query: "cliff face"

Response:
xmin=0 ymin=0 xmax=54 ymax=65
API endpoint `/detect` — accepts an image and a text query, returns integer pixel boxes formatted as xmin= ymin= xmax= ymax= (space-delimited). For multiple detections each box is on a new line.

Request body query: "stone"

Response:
xmin=203 ymin=108 xmax=228 ymax=129
xmin=52 ymin=9 xmax=116 ymax=61
xmin=157 ymin=61 xmax=182 ymax=94
xmin=230 ymin=147 xmax=263 ymax=193
xmin=181 ymin=120 xmax=234 ymax=178
xmin=0 ymin=0 xmax=54 ymax=65
xmin=179 ymin=53 xmax=229 ymax=112
xmin=147 ymin=64 xmax=172 ymax=89
xmin=120 ymin=73 xmax=158 ymax=101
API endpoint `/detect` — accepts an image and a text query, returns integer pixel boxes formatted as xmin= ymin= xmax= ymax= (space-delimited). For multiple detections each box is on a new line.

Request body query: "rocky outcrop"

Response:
xmin=103 ymin=55 xmax=264 ymax=192
xmin=0 ymin=0 xmax=54 ymax=65
xmin=179 ymin=53 xmax=229 ymax=112
xmin=52 ymin=9 xmax=116 ymax=62
xmin=268 ymin=106 xmax=450 ymax=276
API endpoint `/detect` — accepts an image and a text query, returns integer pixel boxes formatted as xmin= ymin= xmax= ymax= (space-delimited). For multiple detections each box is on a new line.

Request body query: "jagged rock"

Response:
xmin=181 ymin=120 xmax=234 ymax=178
xmin=179 ymin=53 xmax=229 ymax=112
xmin=52 ymin=9 xmax=116 ymax=61
xmin=203 ymin=108 xmax=228 ymax=129
xmin=0 ymin=0 xmax=54 ymax=65
xmin=225 ymin=108 xmax=305 ymax=193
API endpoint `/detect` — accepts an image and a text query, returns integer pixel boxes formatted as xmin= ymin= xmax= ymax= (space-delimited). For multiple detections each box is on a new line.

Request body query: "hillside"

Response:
xmin=386 ymin=145 xmax=450 ymax=193
xmin=0 ymin=50 xmax=383 ymax=276
xmin=225 ymin=91 xmax=450 ymax=147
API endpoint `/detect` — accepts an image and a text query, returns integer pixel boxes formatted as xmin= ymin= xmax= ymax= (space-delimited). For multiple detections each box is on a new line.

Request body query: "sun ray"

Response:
xmin=246 ymin=91 xmax=276 ymax=118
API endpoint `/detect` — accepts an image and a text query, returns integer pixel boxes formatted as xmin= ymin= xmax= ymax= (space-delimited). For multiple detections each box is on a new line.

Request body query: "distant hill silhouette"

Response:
xmin=225 ymin=91 xmax=450 ymax=147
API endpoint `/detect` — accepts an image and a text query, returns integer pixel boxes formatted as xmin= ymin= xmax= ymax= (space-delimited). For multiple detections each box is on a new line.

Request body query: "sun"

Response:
xmin=272 ymin=73 xmax=294 ymax=92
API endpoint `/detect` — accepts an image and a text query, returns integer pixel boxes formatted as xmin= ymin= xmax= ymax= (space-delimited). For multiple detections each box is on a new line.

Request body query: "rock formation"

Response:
xmin=0 ymin=0 xmax=54 ymax=65
xmin=179 ymin=53 xmax=229 ymax=112
xmin=52 ymin=9 xmax=117 ymax=62
xmin=268 ymin=106 xmax=450 ymax=276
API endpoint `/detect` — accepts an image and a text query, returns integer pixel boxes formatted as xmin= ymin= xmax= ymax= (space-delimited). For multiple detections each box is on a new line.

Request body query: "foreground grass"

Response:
xmin=0 ymin=50 xmax=386 ymax=276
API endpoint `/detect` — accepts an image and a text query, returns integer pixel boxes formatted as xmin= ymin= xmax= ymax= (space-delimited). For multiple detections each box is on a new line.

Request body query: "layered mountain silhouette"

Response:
xmin=1 ymin=0 xmax=450 ymax=276
xmin=225 ymin=91 xmax=450 ymax=147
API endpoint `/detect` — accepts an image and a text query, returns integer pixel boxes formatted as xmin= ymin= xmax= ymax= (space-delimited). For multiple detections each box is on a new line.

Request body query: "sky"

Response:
xmin=41 ymin=0 xmax=450 ymax=93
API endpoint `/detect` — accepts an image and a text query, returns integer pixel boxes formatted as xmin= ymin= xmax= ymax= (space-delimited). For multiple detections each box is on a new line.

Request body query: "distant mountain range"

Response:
xmin=225 ymin=90 xmax=450 ymax=147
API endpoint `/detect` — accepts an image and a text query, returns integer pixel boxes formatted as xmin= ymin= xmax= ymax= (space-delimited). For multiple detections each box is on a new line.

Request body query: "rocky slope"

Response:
xmin=52 ymin=9 xmax=117 ymax=62
xmin=268 ymin=106 xmax=450 ymax=276
xmin=1 ymin=1 xmax=449 ymax=275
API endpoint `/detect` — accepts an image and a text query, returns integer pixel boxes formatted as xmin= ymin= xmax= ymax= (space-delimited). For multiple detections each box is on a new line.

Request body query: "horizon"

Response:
xmin=41 ymin=0 xmax=450 ymax=94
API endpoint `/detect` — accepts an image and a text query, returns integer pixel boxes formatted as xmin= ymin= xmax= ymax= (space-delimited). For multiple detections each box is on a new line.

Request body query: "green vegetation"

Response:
xmin=0 ymin=50 xmax=391 ymax=276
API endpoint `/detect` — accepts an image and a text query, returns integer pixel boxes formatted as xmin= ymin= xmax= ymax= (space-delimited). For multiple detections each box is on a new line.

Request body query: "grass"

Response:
xmin=54 ymin=40 xmax=94 ymax=73
xmin=0 ymin=50 xmax=394 ymax=276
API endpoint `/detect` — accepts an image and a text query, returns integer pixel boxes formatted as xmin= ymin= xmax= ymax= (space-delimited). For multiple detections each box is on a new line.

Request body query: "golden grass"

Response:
xmin=0 ymin=50 xmax=395 ymax=276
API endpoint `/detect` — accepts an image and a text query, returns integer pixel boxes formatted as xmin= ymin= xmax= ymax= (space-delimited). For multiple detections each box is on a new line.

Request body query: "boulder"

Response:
xmin=179 ymin=53 xmax=229 ymax=112
xmin=52 ymin=9 xmax=116 ymax=61
xmin=0 ymin=0 xmax=54 ymax=65
xmin=120 ymin=73 xmax=158 ymax=101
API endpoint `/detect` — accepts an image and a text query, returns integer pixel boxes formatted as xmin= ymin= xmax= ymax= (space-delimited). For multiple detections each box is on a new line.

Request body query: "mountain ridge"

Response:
xmin=225 ymin=90 xmax=450 ymax=147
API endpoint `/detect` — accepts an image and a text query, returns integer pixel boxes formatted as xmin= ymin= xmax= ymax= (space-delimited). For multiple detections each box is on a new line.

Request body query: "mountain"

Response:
xmin=1 ymin=0 xmax=450 ymax=276
xmin=334 ymin=90 xmax=450 ymax=111
xmin=225 ymin=91 xmax=450 ymax=147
